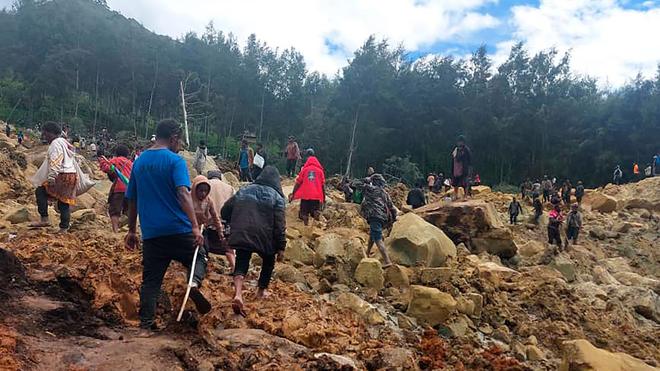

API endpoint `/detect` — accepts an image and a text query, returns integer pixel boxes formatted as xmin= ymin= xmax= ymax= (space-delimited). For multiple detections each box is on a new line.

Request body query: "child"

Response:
xmin=566 ymin=203 xmax=582 ymax=247
xmin=548 ymin=204 xmax=564 ymax=250
xmin=99 ymin=144 xmax=133 ymax=233
xmin=192 ymin=175 xmax=234 ymax=272
xmin=508 ymin=197 xmax=523 ymax=225
xmin=532 ymin=193 xmax=543 ymax=224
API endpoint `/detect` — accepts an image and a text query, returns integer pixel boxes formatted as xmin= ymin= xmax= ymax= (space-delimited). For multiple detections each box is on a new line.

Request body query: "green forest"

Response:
xmin=1 ymin=0 xmax=658 ymax=186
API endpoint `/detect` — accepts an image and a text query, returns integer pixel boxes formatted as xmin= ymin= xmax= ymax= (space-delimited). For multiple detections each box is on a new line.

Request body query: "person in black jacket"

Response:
xmin=221 ymin=166 xmax=286 ymax=316
xmin=406 ymin=181 xmax=426 ymax=209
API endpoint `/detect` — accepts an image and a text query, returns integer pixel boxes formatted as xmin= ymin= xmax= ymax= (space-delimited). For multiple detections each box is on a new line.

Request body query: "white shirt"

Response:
xmin=47 ymin=138 xmax=76 ymax=179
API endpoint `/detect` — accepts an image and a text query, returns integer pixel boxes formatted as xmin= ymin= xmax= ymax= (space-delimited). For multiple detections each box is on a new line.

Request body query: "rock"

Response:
xmin=471 ymin=227 xmax=518 ymax=259
xmin=406 ymin=285 xmax=457 ymax=326
xmin=419 ymin=267 xmax=453 ymax=286
xmin=526 ymin=335 xmax=538 ymax=346
xmin=385 ymin=213 xmax=456 ymax=267
xmin=354 ymin=258 xmax=384 ymax=290
xmin=512 ymin=341 xmax=527 ymax=361
xmin=285 ymin=239 xmax=315 ymax=265
xmin=612 ymin=272 xmax=660 ymax=291
xmin=589 ymin=228 xmax=620 ymax=240
xmin=275 ymin=264 xmax=306 ymax=284
xmin=593 ymin=266 xmax=619 ymax=285
xmin=395 ymin=313 xmax=417 ymax=330
xmin=493 ymin=325 xmax=511 ymax=344
xmin=573 ymin=282 xmax=608 ymax=310
xmin=468 ymin=293 xmax=483 ymax=318
xmin=213 ymin=328 xmax=308 ymax=360
xmin=314 ymin=233 xmax=348 ymax=267
xmin=314 ymin=353 xmax=357 ymax=370
xmin=611 ymin=286 xmax=660 ymax=321
xmin=71 ymin=209 xmax=96 ymax=222
xmin=477 ymin=262 xmax=519 ymax=286
xmin=374 ymin=347 xmax=417 ymax=370
xmin=640 ymin=209 xmax=651 ymax=219
xmin=549 ymin=256 xmax=576 ymax=282
xmin=5 ymin=207 xmax=30 ymax=224
xmin=74 ymin=193 xmax=98 ymax=211
xmin=583 ymin=192 xmax=618 ymax=213
xmin=222 ymin=172 xmax=240 ymax=189
xmin=335 ymin=292 xmax=385 ymax=325
xmin=625 ymin=198 xmax=659 ymax=212
xmin=613 ymin=222 xmax=633 ymax=233
xmin=526 ymin=345 xmax=545 ymax=361
xmin=384 ymin=264 xmax=410 ymax=288
xmin=602 ymin=257 xmax=633 ymax=274
xmin=446 ymin=315 xmax=471 ymax=338
xmin=470 ymin=185 xmax=491 ymax=195
xmin=345 ymin=238 xmax=367 ymax=271
xmin=560 ymin=339 xmax=656 ymax=371
xmin=456 ymin=296 xmax=475 ymax=316
xmin=518 ymin=240 xmax=545 ymax=257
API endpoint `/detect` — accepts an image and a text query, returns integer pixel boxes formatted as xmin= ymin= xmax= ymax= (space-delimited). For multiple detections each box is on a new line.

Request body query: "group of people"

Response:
xmin=615 ymin=156 xmax=659 ymax=184
xmin=5 ymin=122 xmax=25 ymax=145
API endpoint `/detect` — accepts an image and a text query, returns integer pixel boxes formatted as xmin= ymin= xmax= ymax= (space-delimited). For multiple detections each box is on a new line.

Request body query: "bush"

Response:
xmin=382 ymin=155 xmax=422 ymax=186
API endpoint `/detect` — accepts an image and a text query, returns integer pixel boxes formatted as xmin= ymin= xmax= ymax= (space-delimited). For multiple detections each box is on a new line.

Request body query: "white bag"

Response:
xmin=74 ymin=158 xmax=95 ymax=196
xmin=30 ymin=159 xmax=49 ymax=187
xmin=253 ymin=153 xmax=265 ymax=169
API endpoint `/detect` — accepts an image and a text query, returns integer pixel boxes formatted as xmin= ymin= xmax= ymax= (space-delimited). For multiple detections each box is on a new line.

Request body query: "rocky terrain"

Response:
xmin=0 ymin=125 xmax=658 ymax=370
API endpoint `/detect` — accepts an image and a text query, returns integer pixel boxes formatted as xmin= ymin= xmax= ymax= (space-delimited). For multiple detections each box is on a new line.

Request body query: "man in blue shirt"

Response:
xmin=125 ymin=118 xmax=211 ymax=331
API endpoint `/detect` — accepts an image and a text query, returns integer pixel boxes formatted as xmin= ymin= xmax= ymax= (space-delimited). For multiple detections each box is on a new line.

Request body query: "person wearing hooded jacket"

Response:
xmin=221 ymin=166 xmax=286 ymax=316
xmin=290 ymin=149 xmax=326 ymax=226
xmin=352 ymin=173 xmax=396 ymax=268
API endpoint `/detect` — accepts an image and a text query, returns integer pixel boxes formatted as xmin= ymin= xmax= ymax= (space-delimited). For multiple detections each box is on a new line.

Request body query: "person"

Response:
xmin=206 ymin=170 xmax=235 ymax=212
xmin=473 ymin=173 xmax=481 ymax=186
xmin=80 ymin=137 xmax=86 ymax=150
xmin=30 ymin=122 xmax=77 ymax=232
xmin=339 ymin=177 xmax=354 ymax=202
xmin=285 ymin=136 xmax=301 ymax=178
xmin=433 ymin=172 xmax=444 ymax=193
xmin=508 ymin=197 xmax=523 ymax=225
xmin=532 ymin=179 xmax=541 ymax=196
xmin=353 ymin=174 xmax=396 ymax=267
xmin=541 ymin=176 xmax=552 ymax=203
xmin=427 ymin=173 xmax=436 ymax=193
xmin=17 ymin=130 xmax=24 ymax=146
xmin=547 ymin=204 xmax=564 ymax=250
xmin=450 ymin=135 xmax=472 ymax=201
xmin=193 ymin=140 xmax=208 ymax=176
xmin=406 ymin=182 xmax=426 ymax=209
xmin=124 ymin=119 xmax=211 ymax=331
xmin=237 ymin=139 xmax=254 ymax=182
xmin=633 ymin=162 xmax=640 ymax=181
xmin=565 ymin=203 xmax=582 ymax=247
xmin=96 ymin=140 xmax=105 ymax=158
xmin=575 ymin=181 xmax=585 ymax=204
xmin=221 ymin=166 xmax=286 ymax=317
xmin=89 ymin=141 xmax=97 ymax=155
xmin=290 ymin=149 xmax=326 ymax=226
xmin=99 ymin=144 xmax=133 ymax=233
xmin=532 ymin=193 xmax=543 ymax=225
xmin=192 ymin=175 xmax=234 ymax=273
xmin=561 ymin=180 xmax=572 ymax=206
xmin=550 ymin=190 xmax=561 ymax=207
xmin=4 ymin=122 xmax=9 ymax=137
xmin=613 ymin=165 xmax=623 ymax=185
xmin=366 ymin=167 xmax=375 ymax=177
xmin=653 ymin=153 xmax=659 ymax=176
xmin=252 ymin=143 xmax=267 ymax=180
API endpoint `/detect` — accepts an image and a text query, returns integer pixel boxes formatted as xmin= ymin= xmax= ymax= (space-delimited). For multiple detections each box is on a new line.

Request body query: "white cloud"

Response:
xmin=107 ymin=0 xmax=499 ymax=76
xmin=496 ymin=0 xmax=660 ymax=87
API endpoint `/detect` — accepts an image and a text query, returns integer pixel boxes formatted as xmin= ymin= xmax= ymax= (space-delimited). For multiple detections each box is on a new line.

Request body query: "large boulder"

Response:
xmin=406 ymin=285 xmax=457 ymax=326
xmin=335 ymin=292 xmax=386 ymax=325
xmin=384 ymin=265 xmax=411 ymax=288
xmin=560 ymin=339 xmax=656 ymax=371
xmin=354 ymin=258 xmax=384 ymax=290
xmin=385 ymin=213 xmax=456 ymax=267
xmin=549 ymin=255 xmax=576 ymax=282
xmin=5 ymin=207 xmax=31 ymax=224
xmin=583 ymin=192 xmax=618 ymax=213
xmin=477 ymin=262 xmax=519 ymax=286
xmin=285 ymin=239 xmax=315 ymax=265
xmin=314 ymin=233 xmax=348 ymax=268
xmin=417 ymin=200 xmax=516 ymax=258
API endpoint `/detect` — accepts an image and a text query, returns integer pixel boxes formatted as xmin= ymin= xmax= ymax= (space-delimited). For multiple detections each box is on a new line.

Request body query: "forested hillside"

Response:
xmin=1 ymin=0 xmax=658 ymax=185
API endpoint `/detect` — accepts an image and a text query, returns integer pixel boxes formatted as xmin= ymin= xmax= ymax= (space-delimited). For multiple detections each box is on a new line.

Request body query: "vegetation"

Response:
xmin=1 ymin=0 xmax=658 ymax=186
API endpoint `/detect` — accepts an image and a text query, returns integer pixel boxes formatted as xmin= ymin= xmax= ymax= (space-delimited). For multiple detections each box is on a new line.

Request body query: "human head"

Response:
xmin=41 ymin=121 xmax=61 ymax=144
xmin=241 ymin=139 xmax=248 ymax=148
xmin=305 ymin=148 xmax=315 ymax=157
xmin=457 ymin=135 xmax=466 ymax=147
xmin=192 ymin=175 xmax=211 ymax=201
xmin=199 ymin=140 xmax=206 ymax=147
xmin=512 ymin=197 xmax=517 ymax=202
xmin=288 ymin=136 xmax=294 ymax=143
xmin=155 ymin=118 xmax=183 ymax=153
xmin=207 ymin=170 xmax=223 ymax=180
xmin=256 ymin=143 xmax=263 ymax=150
xmin=571 ymin=203 xmax=579 ymax=211
xmin=367 ymin=167 xmax=375 ymax=176
xmin=578 ymin=180 xmax=582 ymax=185
xmin=115 ymin=144 xmax=130 ymax=158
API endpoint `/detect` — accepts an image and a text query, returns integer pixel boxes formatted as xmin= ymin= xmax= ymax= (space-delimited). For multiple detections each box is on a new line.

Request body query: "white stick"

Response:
xmin=177 ymin=225 xmax=203 ymax=322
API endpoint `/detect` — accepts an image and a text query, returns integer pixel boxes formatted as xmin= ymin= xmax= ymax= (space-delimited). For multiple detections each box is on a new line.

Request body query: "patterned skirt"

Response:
xmin=44 ymin=173 xmax=77 ymax=205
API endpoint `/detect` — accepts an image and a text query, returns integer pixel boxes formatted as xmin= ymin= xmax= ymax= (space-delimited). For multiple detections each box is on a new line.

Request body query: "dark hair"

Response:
xmin=155 ymin=119 xmax=182 ymax=140
xmin=256 ymin=142 xmax=263 ymax=148
xmin=199 ymin=140 xmax=206 ymax=146
xmin=42 ymin=121 xmax=61 ymax=136
xmin=115 ymin=144 xmax=130 ymax=157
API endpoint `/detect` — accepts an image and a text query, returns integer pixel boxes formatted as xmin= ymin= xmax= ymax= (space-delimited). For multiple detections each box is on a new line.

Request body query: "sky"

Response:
xmin=4 ymin=0 xmax=660 ymax=86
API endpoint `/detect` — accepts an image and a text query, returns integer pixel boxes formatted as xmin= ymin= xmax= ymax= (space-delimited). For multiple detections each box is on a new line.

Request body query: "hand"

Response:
xmin=276 ymin=251 xmax=284 ymax=262
xmin=125 ymin=231 xmax=140 ymax=251
xmin=288 ymin=194 xmax=294 ymax=202
xmin=192 ymin=228 xmax=204 ymax=247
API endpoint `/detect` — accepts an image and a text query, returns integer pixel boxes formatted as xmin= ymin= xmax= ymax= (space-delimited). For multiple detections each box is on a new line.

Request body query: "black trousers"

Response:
xmin=509 ymin=213 xmax=519 ymax=224
xmin=36 ymin=186 xmax=70 ymax=229
xmin=542 ymin=190 xmax=550 ymax=203
xmin=548 ymin=226 xmax=562 ymax=247
xmin=233 ymin=249 xmax=276 ymax=289
xmin=286 ymin=159 xmax=297 ymax=177
xmin=139 ymin=233 xmax=207 ymax=328
xmin=239 ymin=167 xmax=253 ymax=182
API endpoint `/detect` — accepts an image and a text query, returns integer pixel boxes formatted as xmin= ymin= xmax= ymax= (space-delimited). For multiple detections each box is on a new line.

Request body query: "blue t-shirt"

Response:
xmin=239 ymin=148 xmax=249 ymax=169
xmin=125 ymin=148 xmax=192 ymax=240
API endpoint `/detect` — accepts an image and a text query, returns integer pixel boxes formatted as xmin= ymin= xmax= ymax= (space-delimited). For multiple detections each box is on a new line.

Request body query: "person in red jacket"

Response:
xmin=100 ymin=144 xmax=133 ymax=233
xmin=289 ymin=149 xmax=325 ymax=226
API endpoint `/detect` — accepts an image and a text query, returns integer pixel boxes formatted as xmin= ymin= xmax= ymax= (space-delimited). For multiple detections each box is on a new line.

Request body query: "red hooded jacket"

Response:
xmin=293 ymin=156 xmax=325 ymax=202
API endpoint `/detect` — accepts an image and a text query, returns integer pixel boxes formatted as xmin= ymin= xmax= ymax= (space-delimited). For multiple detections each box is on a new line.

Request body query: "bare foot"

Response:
xmin=232 ymin=297 xmax=246 ymax=317
xmin=256 ymin=289 xmax=270 ymax=299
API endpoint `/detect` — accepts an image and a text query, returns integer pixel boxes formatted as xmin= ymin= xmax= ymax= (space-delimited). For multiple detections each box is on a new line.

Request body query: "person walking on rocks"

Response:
xmin=508 ymin=197 xmax=523 ymax=225
xmin=354 ymin=174 xmax=396 ymax=268
xmin=532 ymin=193 xmax=543 ymax=225
xmin=237 ymin=139 xmax=254 ymax=182
xmin=206 ymin=170 xmax=236 ymax=271
xmin=613 ymin=165 xmax=623 ymax=185
xmin=565 ymin=203 xmax=583 ymax=247
xmin=547 ymin=204 xmax=564 ymax=251
xmin=285 ymin=136 xmax=301 ymax=178
xmin=30 ymin=122 xmax=77 ymax=232
xmin=541 ymin=175 xmax=552 ymax=203
xmin=99 ymin=144 xmax=133 ymax=233
xmin=221 ymin=166 xmax=286 ymax=317
xmin=561 ymin=180 xmax=572 ymax=206
xmin=124 ymin=119 xmax=211 ymax=331
xmin=17 ymin=130 xmax=24 ymax=146
xmin=193 ymin=140 xmax=207 ymax=176
xmin=290 ymin=149 xmax=326 ymax=226
xmin=450 ymin=135 xmax=472 ymax=201
xmin=4 ymin=122 xmax=9 ymax=137
xmin=575 ymin=181 xmax=585 ymax=205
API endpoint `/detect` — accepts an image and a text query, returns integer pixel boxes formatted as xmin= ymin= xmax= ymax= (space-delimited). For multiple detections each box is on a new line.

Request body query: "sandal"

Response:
xmin=232 ymin=298 xmax=246 ymax=317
